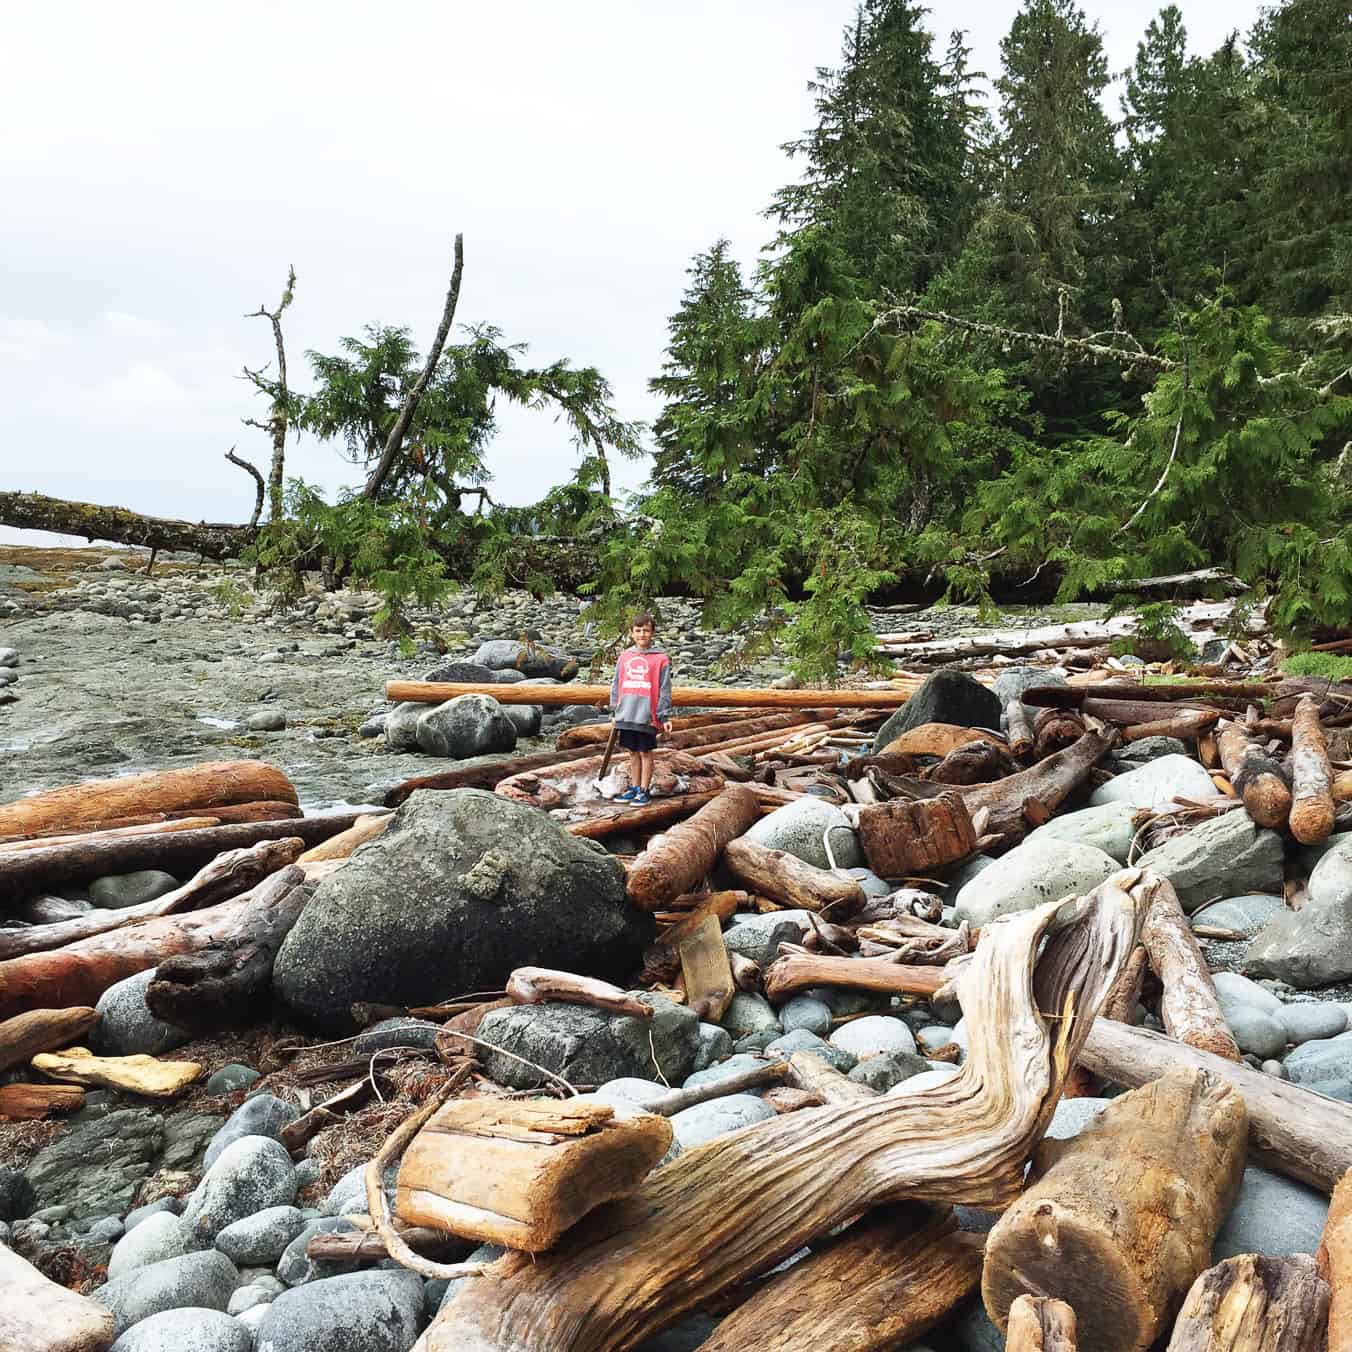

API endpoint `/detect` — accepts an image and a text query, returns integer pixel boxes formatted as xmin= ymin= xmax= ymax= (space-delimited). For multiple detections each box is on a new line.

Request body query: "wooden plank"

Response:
xmin=678 ymin=914 xmax=735 ymax=1022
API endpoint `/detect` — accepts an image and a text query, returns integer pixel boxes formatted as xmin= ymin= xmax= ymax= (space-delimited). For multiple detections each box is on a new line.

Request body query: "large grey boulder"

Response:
xmin=109 ymin=1308 xmax=251 ymax=1352
xmin=742 ymin=798 xmax=863 ymax=870
xmin=254 ymin=1270 xmax=425 ymax=1352
xmin=476 ymin=994 xmax=699 ymax=1090
xmin=1284 ymin=1036 xmax=1352 ymax=1094
xmin=23 ymin=1107 xmax=163 ymax=1223
xmin=1022 ymin=802 xmax=1137 ymax=864
xmin=1245 ymin=838 xmax=1352 ymax=988
xmin=1213 ymin=1165 xmax=1329 ymax=1260
xmin=203 ymin=1094 xmax=300 ymax=1170
xmin=383 ymin=702 xmax=424 ymax=752
xmin=415 ymin=694 xmax=517 ymax=759
xmin=93 ymin=970 xmax=190 ymax=1057
xmin=953 ymin=838 xmax=1117 ymax=927
xmin=107 ymin=1211 xmax=194 ymax=1280
xmin=473 ymin=638 xmax=579 ymax=681
xmin=874 ymin=671 xmax=1002 ymax=752
xmin=422 ymin=660 xmax=521 ymax=684
xmin=1136 ymin=811 xmax=1284 ymax=912
xmin=1194 ymin=894 xmax=1285 ymax=938
xmin=181 ymin=1136 xmax=296 ymax=1243
xmin=276 ymin=1217 xmax=363 ymax=1286
xmin=992 ymin=667 xmax=1067 ymax=705
xmin=1277 ymin=1003 xmax=1348 ymax=1045
xmin=274 ymin=789 xmax=650 ymax=1031
xmin=1089 ymin=754 xmax=1219 ymax=810
xmin=94 ymin=1250 xmax=239 ymax=1337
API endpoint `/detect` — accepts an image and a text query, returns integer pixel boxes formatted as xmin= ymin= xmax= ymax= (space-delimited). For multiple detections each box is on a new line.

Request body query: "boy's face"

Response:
xmin=631 ymin=623 xmax=654 ymax=649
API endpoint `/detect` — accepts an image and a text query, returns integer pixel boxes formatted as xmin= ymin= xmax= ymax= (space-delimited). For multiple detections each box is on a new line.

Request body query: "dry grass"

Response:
xmin=0 ymin=1119 xmax=64 ymax=1170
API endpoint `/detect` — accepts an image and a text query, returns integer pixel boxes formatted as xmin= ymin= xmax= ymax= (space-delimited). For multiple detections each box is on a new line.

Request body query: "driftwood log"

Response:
xmin=0 ymin=815 xmax=222 ymax=854
xmin=0 ymin=1005 xmax=98 ymax=1071
xmin=723 ymin=838 xmax=867 ymax=915
xmin=1006 ymin=700 xmax=1035 ymax=757
xmin=1166 ymin=1254 xmax=1329 ymax=1351
xmin=385 ymin=679 xmax=922 ymax=709
xmin=505 ymin=967 xmax=651 ymax=1020
xmin=855 ymin=792 xmax=976 ymax=877
xmin=565 ymin=791 xmax=723 ymax=840
xmin=1101 ymin=944 xmax=1149 ymax=1023
xmin=0 ymin=838 xmax=303 ymax=960
xmin=554 ymin=711 xmax=753 ymax=748
xmin=1007 ymin=1296 xmax=1079 ymax=1352
xmin=1121 ymin=709 xmax=1221 ymax=743
xmin=495 ymin=750 xmax=723 ymax=812
xmin=0 ymin=1240 xmax=115 ymax=1350
xmin=1080 ymin=1018 xmax=1352 ymax=1193
xmin=1290 ymin=694 xmax=1336 ymax=845
xmin=416 ymin=870 xmax=1143 ymax=1351
xmin=1320 ymin=1170 xmax=1352 ymax=1352
xmin=1139 ymin=876 xmax=1241 ymax=1060
xmin=0 ymin=1083 xmax=86 ymax=1119
xmin=0 ymin=865 xmax=308 ymax=1020
xmin=677 ymin=914 xmax=735 ymax=1022
xmin=697 ymin=1204 xmax=984 ymax=1352
xmin=385 ymin=746 xmax=602 ymax=806
xmin=1217 ymin=722 xmax=1293 ymax=829
xmin=0 ymin=800 xmax=302 ymax=846
xmin=763 ymin=949 xmax=948 ymax=1002
xmin=297 ymin=813 xmax=390 ymax=862
xmin=878 ymin=723 xmax=1005 ymax=758
xmin=784 ymin=1048 xmax=878 ymax=1103
xmin=640 ymin=893 xmax=744 ymax=986
xmin=625 ymin=786 xmax=760 ymax=911
xmin=0 ymin=759 xmax=297 ymax=837
xmin=983 ymin=1067 xmax=1248 ymax=1352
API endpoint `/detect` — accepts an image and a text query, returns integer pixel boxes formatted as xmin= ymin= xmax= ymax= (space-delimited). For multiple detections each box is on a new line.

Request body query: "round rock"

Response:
xmin=203 ymin=1094 xmax=300 ymax=1170
xmin=204 ymin=1064 xmax=260 ymax=1096
xmin=108 ymin=1307 xmax=252 ymax=1352
xmin=214 ymin=1204 xmax=306 ymax=1266
xmin=107 ymin=1211 xmax=193 ymax=1280
xmin=254 ymin=1270 xmax=425 ymax=1352
xmin=93 ymin=970 xmax=191 ymax=1057
xmin=1276 ymin=1003 xmax=1349 ymax=1045
xmin=777 ymin=995 xmax=832 ymax=1037
xmin=89 ymin=870 xmax=180 ymax=910
xmin=829 ymin=1015 xmax=917 ymax=1061
xmin=181 ymin=1135 xmax=297 ymax=1243
xmin=742 ymin=798 xmax=863 ymax=870
xmin=668 ymin=1095 xmax=776 ymax=1151
xmin=93 ymin=1250 xmax=239 ymax=1337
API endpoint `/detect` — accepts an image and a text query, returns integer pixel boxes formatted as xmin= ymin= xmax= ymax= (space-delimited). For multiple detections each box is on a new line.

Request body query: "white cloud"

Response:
xmin=103 ymin=311 xmax=173 ymax=339
xmin=98 ymin=363 xmax=189 ymax=409
xmin=0 ymin=318 xmax=70 ymax=360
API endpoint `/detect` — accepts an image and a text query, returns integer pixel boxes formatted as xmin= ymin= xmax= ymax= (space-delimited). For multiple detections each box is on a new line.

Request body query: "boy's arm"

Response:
xmin=656 ymin=658 xmax=673 ymax=725
xmin=609 ymin=657 xmax=620 ymax=714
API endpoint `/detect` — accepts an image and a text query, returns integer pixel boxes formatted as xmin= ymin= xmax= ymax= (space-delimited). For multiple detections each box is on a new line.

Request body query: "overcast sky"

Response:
xmin=2 ymin=0 xmax=1264 ymax=545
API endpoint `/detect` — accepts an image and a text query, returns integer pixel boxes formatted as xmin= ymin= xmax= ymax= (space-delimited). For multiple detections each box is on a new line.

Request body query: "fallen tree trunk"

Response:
xmin=1319 ymin=1170 xmax=1352 ymax=1352
xmin=0 ymin=837 xmax=303 ymax=959
xmin=297 ymin=813 xmax=390 ymax=862
xmin=0 ymin=865 xmax=308 ymax=1020
xmin=640 ymin=892 xmax=744 ymax=985
xmin=0 ymin=1005 xmax=99 ymax=1071
xmin=0 ymin=815 xmax=222 ymax=854
xmin=697 ymin=1204 xmax=984 ymax=1352
xmin=1080 ymin=1018 xmax=1352 ymax=1193
xmin=625 ymin=785 xmax=760 ymax=912
xmin=1217 ymin=722 xmax=1292 ymax=830
xmin=1139 ymin=876 xmax=1241 ymax=1061
xmin=1006 ymin=700 xmax=1034 ymax=758
xmin=1121 ymin=709 xmax=1221 ymax=743
xmin=386 ymin=679 xmax=920 ymax=710
xmin=143 ymin=868 xmax=312 ymax=1031
xmin=1166 ymin=1254 xmax=1329 ymax=1351
xmin=763 ymin=949 xmax=947 ymax=1001
xmin=982 ymin=1067 xmax=1248 ymax=1352
xmin=417 ymin=871 xmax=1142 ymax=1351
xmin=495 ymin=750 xmax=724 ymax=812
xmin=385 ymin=746 xmax=601 ymax=807
xmin=1290 ymin=694 xmax=1336 ymax=845
xmin=566 ymin=792 xmax=723 ymax=840
xmin=0 ymin=1233 xmax=116 ymax=1350
xmin=0 ymin=811 xmax=366 ymax=893
xmin=556 ymin=712 xmax=772 ymax=748
xmin=0 ymin=759 xmax=298 ymax=838
xmin=1007 ymin=1296 xmax=1079 ymax=1352
xmin=723 ymin=838 xmax=868 ymax=915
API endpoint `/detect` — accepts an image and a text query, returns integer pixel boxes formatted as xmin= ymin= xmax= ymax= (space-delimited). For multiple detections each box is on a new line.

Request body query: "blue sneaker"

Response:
xmin=615 ymin=786 xmax=639 ymax=803
xmin=632 ymin=788 xmax=651 ymax=806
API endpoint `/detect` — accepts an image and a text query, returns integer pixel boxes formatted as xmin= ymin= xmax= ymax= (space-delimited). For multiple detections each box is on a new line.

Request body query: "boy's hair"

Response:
xmin=631 ymin=610 xmax=656 ymax=630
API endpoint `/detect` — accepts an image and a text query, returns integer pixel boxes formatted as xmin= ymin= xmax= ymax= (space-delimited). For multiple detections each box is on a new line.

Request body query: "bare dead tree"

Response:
xmin=363 ymin=235 xmax=464 ymax=501
xmin=242 ymin=266 xmax=297 ymax=522
xmin=223 ymin=447 xmax=265 ymax=528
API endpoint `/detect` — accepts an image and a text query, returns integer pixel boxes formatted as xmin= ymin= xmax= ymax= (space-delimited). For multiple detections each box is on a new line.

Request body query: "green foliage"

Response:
xmin=1109 ymin=601 xmax=1197 ymax=662
xmin=1281 ymin=651 xmax=1352 ymax=681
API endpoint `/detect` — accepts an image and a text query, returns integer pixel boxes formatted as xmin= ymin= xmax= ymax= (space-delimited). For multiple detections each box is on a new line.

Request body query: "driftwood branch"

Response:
xmin=243 ymin=264 xmax=296 ymax=521
xmin=224 ymin=446 xmax=266 ymax=527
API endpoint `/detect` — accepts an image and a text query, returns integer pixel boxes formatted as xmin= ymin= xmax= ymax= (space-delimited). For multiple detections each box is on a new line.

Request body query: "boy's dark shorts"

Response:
xmin=618 ymin=728 xmax=658 ymax=753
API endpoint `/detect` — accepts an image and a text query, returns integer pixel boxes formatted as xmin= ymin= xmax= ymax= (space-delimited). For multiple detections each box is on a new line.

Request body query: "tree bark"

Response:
xmin=0 ymin=837 xmax=303 ymax=960
xmin=1290 ymin=695 xmax=1335 ymax=845
xmin=855 ymin=792 xmax=976 ymax=877
xmin=876 ymin=723 xmax=1004 ymax=757
xmin=0 ymin=812 xmax=364 ymax=894
xmin=385 ymin=680 xmax=922 ymax=710
xmin=244 ymin=264 xmax=296 ymax=522
xmin=763 ymin=949 xmax=948 ymax=1002
xmin=697 ymin=1204 xmax=984 ymax=1352
xmin=1139 ymin=876 xmax=1241 ymax=1061
xmin=982 ymin=1068 xmax=1248 ymax=1352
xmin=640 ymin=892 xmax=744 ymax=986
xmin=1319 ymin=1170 xmax=1352 ymax=1352
xmin=1217 ymin=722 xmax=1292 ymax=830
xmin=0 ymin=865 xmax=308 ymax=1020
xmin=723 ymin=838 xmax=867 ymax=915
xmin=0 ymin=1082 xmax=86 ymax=1119
xmin=1079 ymin=1018 xmax=1352 ymax=1193
xmin=416 ymin=871 xmax=1143 ymax=1352
xmin=625 ymin=785 xmax=760 ymax=911
xmin=0 ymin=1005 xmax=98 ymax=1071
xmin=1166 ymin=1254 xmax=1329 ymax=1351
xmin=1006 ymin=1295 xmax=1079 ymax=1352
xmin=0 ymin=1236 xmax=115 ymax=1351
xmin=224 ymin=448 xmax=266 ymax=527
xmin=0 ymin=759 xmax=298 ymax=838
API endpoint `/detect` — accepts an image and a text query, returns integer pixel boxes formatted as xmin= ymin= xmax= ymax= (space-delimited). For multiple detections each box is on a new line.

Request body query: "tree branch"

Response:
xmin=363 ymin=236 xmax=464 ymax=501
xmin=244 ymin=265 xmax=296 ymax=522
xmin=224 ymin=447 xmax=266 ymax=528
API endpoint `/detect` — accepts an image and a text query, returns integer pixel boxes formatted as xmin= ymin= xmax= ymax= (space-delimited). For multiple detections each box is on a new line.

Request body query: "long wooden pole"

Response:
xmin=385 ymin=680 xmax=918 ymax=709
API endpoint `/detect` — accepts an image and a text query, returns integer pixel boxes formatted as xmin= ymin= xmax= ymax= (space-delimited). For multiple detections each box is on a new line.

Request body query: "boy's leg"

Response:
xmin=638 ymin=749 xmax=654 ymax=791
xmin=627 ymin=749 xmax=642 ymax=788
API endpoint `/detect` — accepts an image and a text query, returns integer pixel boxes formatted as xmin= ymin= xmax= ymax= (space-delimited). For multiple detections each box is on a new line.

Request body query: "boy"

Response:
xmin=609 ymin=611 xmax=673 ymax=805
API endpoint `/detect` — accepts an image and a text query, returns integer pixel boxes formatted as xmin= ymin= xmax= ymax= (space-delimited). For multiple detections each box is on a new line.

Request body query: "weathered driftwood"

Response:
xmin=873 ymin=616 xmax=1141 ymax=660
xmin=1319 ymin=1170 xmax=1352 ymax=1352
xmin=566 ymin=791 xmax=723 ymax=839
xmin=308 ymin=1224 xmax=469 ymax=1264
xmin=1217 ymin=721 xmax=1293 ymax=829
xmin=0 ymin=812 xmax=364 ymax=893
xmin=0 ymin=1005 xmax=98 ymax=1071
xmin=0 ymin=1240 xmax=115 ymax=1350
xmin=643 ymin=1060 xmax=787 ymax=1116
xmin=555 ymin=711 xmax=755 ymax=748
xmin=928 ymin=739 xmax=1021 ymax=785
xmin=0 ymin=837 xmax=304 ymax=961
xmin=0 ymin=1082 xmax=86 ymax=1119
xmin=763 ymin=948 xmax=948 ymax=1001
xmin=505 ymin=967 xmax=651 ymax=1020
xmin=1100 ymin=944 xmax=1149 ymax=1023
xmin=698 ymin=1203 xmax=984 ymax=1352
xmin=386 ymin=679 xmax=922 ymax=709
xmin=0 ymin=865 xmax=308 ymax=1021
xmin=297 ymin=812 xmax=390 ymax=862
xmin=1166 ymin=1254 xmax=1329 ymax=1352
xmin=0 ymin=759 xmax=298 ymax=838
xmin=32 ymin=1046 xmax=204 ymax=1097
xmin=396 ymin=1097 xmax=673 ymax=1252
xmin=723 ymin=838 xmax=867 ymax=915
xmin=280 ymin=1080 xmax=374 ymax=1156
xmin=0 ymin=815 xmax=222 ymax=854
xmin=1006 ymin=700 xmax=1035 ymax=757
xmin=784 ymin=1049 xmax=878 ymax=1103
xmin=1007 ymin=1295 xmax=1079 ymax=1352
xmin=670 ymin=711 xmax=837 ymax=750
xmin=496 ymin=750 xmax=724 ymax=812
xmin=625 ymin=785 xmax=760 ymax=911
xmin=640 ymin=892 xmax=744 ymax=985
xmin=144 ymin=870 xmax=312 ymax=1032
xmin=1080 ymin=1018 xmax=1352 ymax=1193
xmin=419 ymin=871 xmax=1142 ymax=1352
xmin=1121 ymin=709 xmax=1221 ymax=743
xmin=1290 ymin=694 xmax=1336 ymax=845
xmin=385 ymin=746 xmax=600 ymax=806
xmin=878 ymin=723 xmax=1005 ymax=757
xmin=0 ymin=800 xmax=302 ymax=846
xmin=983 ymin=1068 xmax=1248 ymax=1352
xmin=678 ymin=914 xmax=736 ymax=1022
xmin=727 ymin=950 xmax=761 ymax=991
xmin=856 ymin=792 xmax=976 ymax=877
xmin=1140 ymin=876 xmax=1241 ymax=1061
